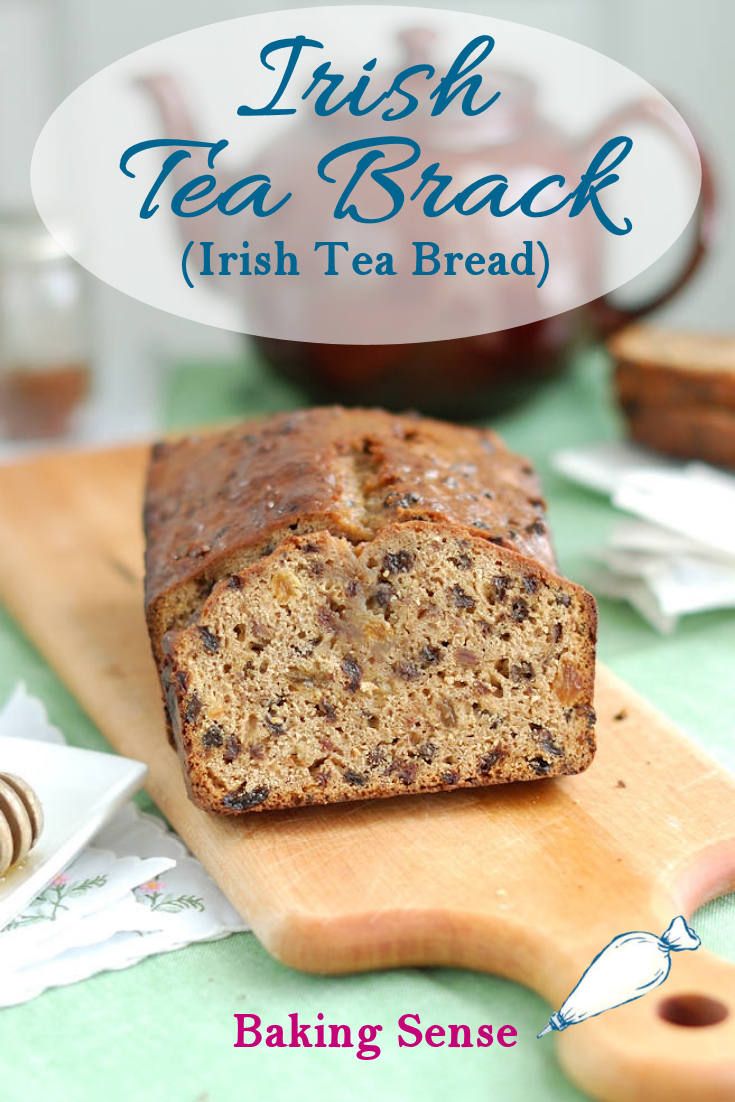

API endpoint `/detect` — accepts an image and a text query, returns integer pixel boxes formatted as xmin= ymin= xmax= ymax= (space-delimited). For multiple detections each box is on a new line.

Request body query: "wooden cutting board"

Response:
xmin=1 ymin=443 xmax=734 ymax=1102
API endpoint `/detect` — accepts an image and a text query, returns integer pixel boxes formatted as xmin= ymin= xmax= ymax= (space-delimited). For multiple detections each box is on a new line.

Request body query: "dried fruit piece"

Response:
xmin=145 ymin=409 xmax=596 ymax=814
xmin=553 ymin=660 xmax=587 ymax=707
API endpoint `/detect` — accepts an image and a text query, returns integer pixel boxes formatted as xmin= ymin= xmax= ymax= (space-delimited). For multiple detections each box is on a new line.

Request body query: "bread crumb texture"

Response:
xmin=145 ymin=409 xmax=597 ymax=814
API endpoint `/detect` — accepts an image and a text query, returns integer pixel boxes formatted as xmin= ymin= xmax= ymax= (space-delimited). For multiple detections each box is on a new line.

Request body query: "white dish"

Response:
xmin=0 ymin=737 xmax=146 ymax=930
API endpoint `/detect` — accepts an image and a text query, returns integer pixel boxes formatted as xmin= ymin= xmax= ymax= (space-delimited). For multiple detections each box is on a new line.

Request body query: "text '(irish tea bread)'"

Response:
xmin=144 ymin=408 xmax=597 ymax=813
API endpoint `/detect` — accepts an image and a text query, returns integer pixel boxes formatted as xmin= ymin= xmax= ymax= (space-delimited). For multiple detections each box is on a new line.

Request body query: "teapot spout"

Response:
xmin=133 ymin=72 xmax=232 ymax=268
xmin=136 ymin=72 xmax=201 ymax=141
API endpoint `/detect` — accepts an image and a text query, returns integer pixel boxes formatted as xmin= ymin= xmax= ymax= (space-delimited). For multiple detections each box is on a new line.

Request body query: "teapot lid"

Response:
xmin=306 ymin=26 xmax=539 ymax=150
xmin=397 ymin=27 xmax=537 ymax=138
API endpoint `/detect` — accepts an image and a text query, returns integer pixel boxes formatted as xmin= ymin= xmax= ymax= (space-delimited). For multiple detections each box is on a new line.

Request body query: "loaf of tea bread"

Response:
xmin=611 ymin=325 xmax=735 ymax=469
xmin=144 ymin=408 xmax=597 ymax=814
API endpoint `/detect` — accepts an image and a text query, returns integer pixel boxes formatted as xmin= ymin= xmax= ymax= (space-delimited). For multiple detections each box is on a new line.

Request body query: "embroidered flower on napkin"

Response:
xmin=0 ymin=685 xmax=249 ymax=1007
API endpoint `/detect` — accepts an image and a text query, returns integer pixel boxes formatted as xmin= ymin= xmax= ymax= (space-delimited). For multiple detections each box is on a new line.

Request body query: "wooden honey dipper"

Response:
xmin=0 ymin=773 xmax=44 ymax=877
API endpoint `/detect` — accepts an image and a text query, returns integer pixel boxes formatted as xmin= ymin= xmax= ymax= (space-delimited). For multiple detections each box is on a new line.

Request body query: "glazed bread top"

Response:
xmin=610 ymin=325 xmax=735 ymax=375
xmin=144 ymin=407 xmax=556 ymax=644
xmin=610 ymin=326 xmax=735 ymax=416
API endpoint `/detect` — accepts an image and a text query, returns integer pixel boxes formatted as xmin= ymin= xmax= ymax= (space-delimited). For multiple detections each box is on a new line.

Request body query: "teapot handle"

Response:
xmin=584 ymin=97 xmax=716 ymax=338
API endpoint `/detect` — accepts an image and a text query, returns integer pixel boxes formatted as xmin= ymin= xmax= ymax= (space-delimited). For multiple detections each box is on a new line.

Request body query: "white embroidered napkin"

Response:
xmin=553 ymin=443 xmax=735 ymax=632
xmin=0 ymin=848 xmax=175 ymax=971
xmin=0 ymin=727 xmax=147 ymax=929
xmin=0 ymin=685 xmax=249 ymax=1006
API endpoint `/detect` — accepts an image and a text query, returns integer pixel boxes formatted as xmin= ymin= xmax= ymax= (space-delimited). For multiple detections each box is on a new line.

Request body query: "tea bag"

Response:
xmin=538 ymin=916 xmax=700 ymax=1037
xmin=552 ymin=443 xmax=735 ymax=630
xmin=553 ymin=441 xmax=668 ymax=496
xmin=614 ymin=465 xmax=735 ymax=559
xmin=600 ymin=549 xmax=735 ymax=611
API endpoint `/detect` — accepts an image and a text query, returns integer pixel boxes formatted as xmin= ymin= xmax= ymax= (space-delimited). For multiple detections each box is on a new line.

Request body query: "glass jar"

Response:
xmin=0 ymin=210 xmax=90 ymax=441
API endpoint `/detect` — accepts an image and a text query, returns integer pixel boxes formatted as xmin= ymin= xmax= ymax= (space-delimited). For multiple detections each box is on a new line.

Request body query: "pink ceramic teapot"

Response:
xmin=139 ymin=31 xmax=714 ymax=418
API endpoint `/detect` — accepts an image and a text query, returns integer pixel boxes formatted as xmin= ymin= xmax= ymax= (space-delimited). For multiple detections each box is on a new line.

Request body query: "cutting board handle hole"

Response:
xmin=657 ymin=993 xmax=728 ymax=1028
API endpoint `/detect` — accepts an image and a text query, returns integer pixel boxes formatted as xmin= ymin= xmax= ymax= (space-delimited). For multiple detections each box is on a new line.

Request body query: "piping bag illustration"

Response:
xmin=538 ymin=916 xmax=701 ymax=1037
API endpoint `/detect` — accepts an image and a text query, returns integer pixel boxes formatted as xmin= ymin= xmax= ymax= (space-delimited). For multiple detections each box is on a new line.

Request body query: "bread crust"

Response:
xmin=610 ymin=326 xmax=735 ymax=468
xmin=144 ymin=407 xmax=556 ymax=663
xmin=144 ymin=409 xmax=597 ymax=814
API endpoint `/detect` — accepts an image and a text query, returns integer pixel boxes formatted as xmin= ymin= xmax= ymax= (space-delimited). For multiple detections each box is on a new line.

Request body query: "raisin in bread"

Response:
xmin=144 ymin=408 xmax=596 ymax=814
xmin=611 ymin=325 xmax=735 ymax=469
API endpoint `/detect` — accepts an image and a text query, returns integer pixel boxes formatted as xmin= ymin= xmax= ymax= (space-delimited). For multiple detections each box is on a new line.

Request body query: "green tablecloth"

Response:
xmin=1 ymin=351 xmax=733 ymax=1102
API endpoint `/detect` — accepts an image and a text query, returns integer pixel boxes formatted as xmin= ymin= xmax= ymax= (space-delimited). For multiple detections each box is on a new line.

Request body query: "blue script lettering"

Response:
xmin=237 ymin=34 xmax=498 ymax=121
xmin=237 ymin=36 xmax=324 ymax=117
xmin=119 ymin=139 xmax=291 ymax=218
xmin=429 ymin=35 xmax=500 ymax=116
xmin=318 ymin=136 xmax=633 ymax=233
xmin=568 ymin=136 xmax=634 ymax=235
xmin=318 ymin=138 xmax=421 ymax=223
